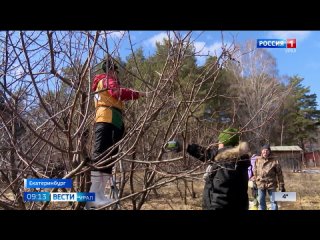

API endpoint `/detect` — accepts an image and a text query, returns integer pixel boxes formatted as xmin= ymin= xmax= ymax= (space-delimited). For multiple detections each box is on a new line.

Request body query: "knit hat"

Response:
xmin=102 ymin=57 xmax=118 ymax=73
xmin=261 ymin=144 xmax=271 ymax=153
xmin=218 ymin=128 xmax=240 ymax=147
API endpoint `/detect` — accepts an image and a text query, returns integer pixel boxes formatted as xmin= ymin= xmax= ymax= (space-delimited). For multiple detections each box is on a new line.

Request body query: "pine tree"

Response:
xmin=281 ymin=76 xmax=320 ymax=150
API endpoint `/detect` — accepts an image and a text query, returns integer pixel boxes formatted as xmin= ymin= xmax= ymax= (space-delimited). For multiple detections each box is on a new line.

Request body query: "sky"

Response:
xmin=107 ymin=31 xmax=320 ymax=109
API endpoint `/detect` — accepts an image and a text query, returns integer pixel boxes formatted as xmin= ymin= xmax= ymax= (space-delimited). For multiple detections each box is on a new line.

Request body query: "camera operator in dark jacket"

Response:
xmin=186 ymin=128 xmax=251 ymax=210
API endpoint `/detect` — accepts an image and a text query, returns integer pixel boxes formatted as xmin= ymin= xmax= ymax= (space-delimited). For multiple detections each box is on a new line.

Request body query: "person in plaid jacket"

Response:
xmin=253 ymin=144 xmax=285 ymax=210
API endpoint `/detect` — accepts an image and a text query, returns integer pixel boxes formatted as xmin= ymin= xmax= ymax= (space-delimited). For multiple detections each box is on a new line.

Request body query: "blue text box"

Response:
xmin=77 ymin=192 xmax=95 ymax=202
xmin=257 ymin=39 xmax=286 ymax=48
xmin=51 ymin=193 xmax=77 ymax=202
xmin=24 ymin=192 xmax=51 ymax=202
xmin=24 ymin=179 xmax=72 ymax=188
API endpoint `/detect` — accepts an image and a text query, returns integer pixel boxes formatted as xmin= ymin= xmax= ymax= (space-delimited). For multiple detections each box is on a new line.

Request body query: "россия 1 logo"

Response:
xmin=257 ymin=39 xmax=296 ymax=48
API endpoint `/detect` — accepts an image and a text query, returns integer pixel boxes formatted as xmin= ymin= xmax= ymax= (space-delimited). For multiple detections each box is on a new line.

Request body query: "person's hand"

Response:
xmin=280 ymin=186 xmax=286 ymax=192
xmin=248 ymin=180 xmax=254 ymax=188
xmin=253 ymin=181 xmax=257 ymax=190
xmin=139 ymin=92 xmax=147 ymax=97
xmin=187 ymin=144 xmax=198 ymax=155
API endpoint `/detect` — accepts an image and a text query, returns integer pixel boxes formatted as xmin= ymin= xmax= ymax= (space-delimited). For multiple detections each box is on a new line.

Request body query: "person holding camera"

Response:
xmin=185 ymin=128 xmax=251 ymax=210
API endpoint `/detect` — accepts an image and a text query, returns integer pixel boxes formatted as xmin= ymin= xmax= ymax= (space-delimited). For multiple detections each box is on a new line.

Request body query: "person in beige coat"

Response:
xmin=253 ymin=144 xmax=285 ymax=210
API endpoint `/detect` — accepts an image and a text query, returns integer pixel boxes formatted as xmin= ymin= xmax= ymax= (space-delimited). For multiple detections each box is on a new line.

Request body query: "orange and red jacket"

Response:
xmin=92 ymin=72 xmax=140 ymax=123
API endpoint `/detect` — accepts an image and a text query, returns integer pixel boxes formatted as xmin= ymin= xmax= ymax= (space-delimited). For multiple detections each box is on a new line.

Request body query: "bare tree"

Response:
xmin=227 ymin=40 xmax=292 ymax=151
xmin=0 ymin=31 xmax=260 ymax=210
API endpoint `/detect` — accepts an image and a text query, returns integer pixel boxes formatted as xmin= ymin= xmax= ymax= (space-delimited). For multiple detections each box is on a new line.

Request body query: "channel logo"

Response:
xmin=51 ymin=192 xmax=77 ymax=202
xmin=257 ymin=39 xmax=296 ymax=48
xmin=50 ymin=192 xmax=95 ymax=202
xmin=23 ymin=192 xmax=95 ymax=202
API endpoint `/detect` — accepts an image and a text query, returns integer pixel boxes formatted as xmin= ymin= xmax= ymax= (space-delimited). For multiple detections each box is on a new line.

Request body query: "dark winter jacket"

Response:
xmin=187 ymin=142 xmax=251 ymax=210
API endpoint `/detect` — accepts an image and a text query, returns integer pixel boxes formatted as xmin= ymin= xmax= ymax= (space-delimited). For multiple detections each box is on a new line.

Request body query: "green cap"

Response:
xmin=218 ymin=128 xmax=239 ymax=147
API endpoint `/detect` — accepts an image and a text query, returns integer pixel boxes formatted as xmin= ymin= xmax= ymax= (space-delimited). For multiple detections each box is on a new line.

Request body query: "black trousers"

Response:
xmin=92 ymin=122 xmax=125 ymax=174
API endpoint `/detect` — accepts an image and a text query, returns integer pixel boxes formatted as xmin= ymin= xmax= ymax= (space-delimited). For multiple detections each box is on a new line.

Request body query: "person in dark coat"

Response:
xmin=186 ymin=128 xmax=251 ymax=210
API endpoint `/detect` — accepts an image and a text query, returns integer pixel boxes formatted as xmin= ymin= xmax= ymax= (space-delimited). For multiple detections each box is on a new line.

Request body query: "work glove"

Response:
xmin=174 ymin=140 xmax=182 ymax=153
xmin=279 ymin=186 xmax=286 ymax=192
xmin=187 ymin=144 xmax=198 ymax=155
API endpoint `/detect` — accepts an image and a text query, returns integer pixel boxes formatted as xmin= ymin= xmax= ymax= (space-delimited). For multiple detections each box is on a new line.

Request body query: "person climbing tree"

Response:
xmin=86 ymin=57 xmax=147 ymax=209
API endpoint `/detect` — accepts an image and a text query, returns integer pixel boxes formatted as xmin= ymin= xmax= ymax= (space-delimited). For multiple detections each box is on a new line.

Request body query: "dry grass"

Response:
xmin=137 ymin=170 xmax=320 ymax=210
xmin=140 ymin=180 xmax=203 ymax=210
xmin=277 ymin=171 xmax=320 ymax=210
